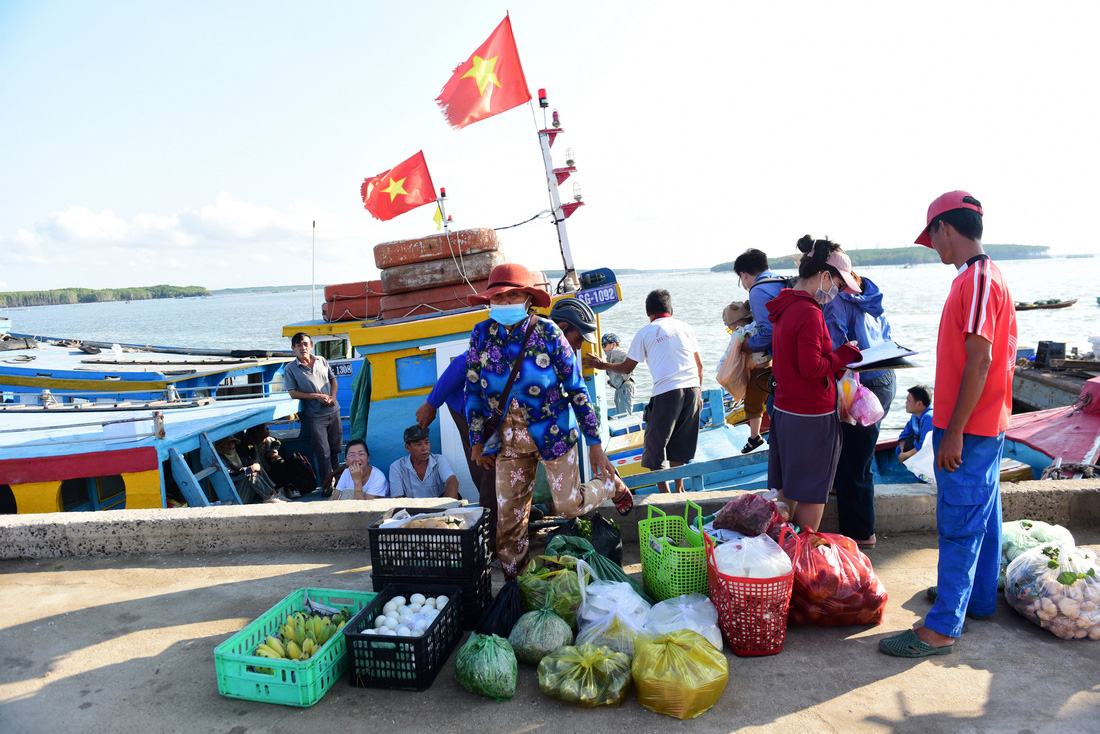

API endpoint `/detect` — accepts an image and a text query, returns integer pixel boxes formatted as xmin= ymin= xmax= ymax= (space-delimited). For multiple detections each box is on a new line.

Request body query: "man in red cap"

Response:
xmin=880 ymin=192 xmax=1017 ymax=658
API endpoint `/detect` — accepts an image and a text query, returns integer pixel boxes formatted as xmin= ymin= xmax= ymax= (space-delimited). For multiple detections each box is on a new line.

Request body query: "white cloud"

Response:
xmin=46 ymin=206 xmax=129 ymax=242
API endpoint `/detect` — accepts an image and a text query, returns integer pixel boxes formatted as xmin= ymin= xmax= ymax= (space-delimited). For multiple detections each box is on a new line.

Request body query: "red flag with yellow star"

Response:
xmin=360 ymin=150 xmax=437 ymax=221
xmin=436 ymin=15 xmax=531 ymax=129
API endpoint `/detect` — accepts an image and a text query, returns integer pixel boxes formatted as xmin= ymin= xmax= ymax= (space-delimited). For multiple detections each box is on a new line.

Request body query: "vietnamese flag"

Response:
xmin=360 ymin=150 xmax=437 ymax=221
xmin=436 ymin=14 xmax=532 ymax=130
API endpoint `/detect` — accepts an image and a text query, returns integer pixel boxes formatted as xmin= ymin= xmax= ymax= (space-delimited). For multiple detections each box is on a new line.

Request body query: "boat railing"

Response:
xmin=621 ymin=450 xmax=770 ymax=492
xmin=2 ymin=378 xmax=292 ymax=406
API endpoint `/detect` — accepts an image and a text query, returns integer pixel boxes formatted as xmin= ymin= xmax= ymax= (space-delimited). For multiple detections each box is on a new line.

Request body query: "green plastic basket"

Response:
xmin=214 ymin=587 xmax=376 ymax=707
xmin=638 ymin=499 xmax=708 ymax=601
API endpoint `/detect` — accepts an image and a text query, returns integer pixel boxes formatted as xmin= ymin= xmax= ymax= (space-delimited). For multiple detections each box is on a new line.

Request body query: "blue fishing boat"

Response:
xmin=0 ymin=394 xmax=298 ymax=513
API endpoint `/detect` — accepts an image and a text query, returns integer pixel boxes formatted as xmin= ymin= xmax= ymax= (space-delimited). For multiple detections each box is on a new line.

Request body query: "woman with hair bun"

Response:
xmin=764 ymin=236 xmax=862 ymax=531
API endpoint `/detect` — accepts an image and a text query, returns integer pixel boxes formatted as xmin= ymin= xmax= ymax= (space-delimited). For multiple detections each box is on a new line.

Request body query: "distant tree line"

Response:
xmin=711 ymin=244 xmax=1051 ymax=272
xmin=0 ymin=285 xmax=211 ymax=307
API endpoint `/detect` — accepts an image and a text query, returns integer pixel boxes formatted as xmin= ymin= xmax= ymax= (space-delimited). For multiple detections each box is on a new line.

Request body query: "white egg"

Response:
xmin=410 ymin=593 xmax=426 ymax=605
xmin=409 ymin=603 xmax=422 ymax=613
xmin=391 ymin=596 xmax=407 ymax=607
xmin=423 ymin=608 xmax=439 ymax=620
xmin=422 ymin=598 xmax=436 ymax=609
xmin=397 ymin=605 xmax=411 ymax=615
xmin=382 ymin=616 xmax=398 ymax=629
xmin=373 ymin=616 xmax=387 ymax=629
xmin=396 ymin=626 xmax=412 ymax=636
xmin=384 ymin=610 xmax=399 ymax=621
xmin=382 ymin=601 xmax=398 ymax=613
xmin=436 ymin=595 xmax=450 ymax=607
xmin=414 ymin=618 xmax=429 ymax=630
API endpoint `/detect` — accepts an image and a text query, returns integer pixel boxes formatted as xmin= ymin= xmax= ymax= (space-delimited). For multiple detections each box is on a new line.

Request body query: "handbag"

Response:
xmin=480 ymin=317 xmax=539 ymax=442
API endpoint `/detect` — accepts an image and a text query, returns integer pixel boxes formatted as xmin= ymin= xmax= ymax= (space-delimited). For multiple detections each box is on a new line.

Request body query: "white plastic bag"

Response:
xmin=716 ymin=330 xmax=751 ymax=401
xmin=1005 ymin=542 xmax=1100 ymax=640
xmin=712 ymin=533 xmax=792 ymax=579
xmin=644 ymin=593 xmax=723 ymax=650
xmin=902 ymin=437 xmax=936 ymax=486
xmin=575 ymin=575 xmax=652 ymax=658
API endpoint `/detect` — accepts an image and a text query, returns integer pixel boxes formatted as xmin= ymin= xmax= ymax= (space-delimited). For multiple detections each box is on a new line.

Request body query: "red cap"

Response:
xmin=467 ymin=263 xmax=552 ymax=309
xmin=915 ymin=191 xmax=983 ymax=247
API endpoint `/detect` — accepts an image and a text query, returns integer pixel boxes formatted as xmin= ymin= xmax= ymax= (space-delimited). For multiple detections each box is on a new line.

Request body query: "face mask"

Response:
xmin=814 ymin=274 xmax=839 ymax=305
xmin=489 ymin=303 xmax=528 ymax=326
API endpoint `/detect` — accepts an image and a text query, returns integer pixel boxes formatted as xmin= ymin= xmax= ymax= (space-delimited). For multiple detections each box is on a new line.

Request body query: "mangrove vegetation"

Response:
xmin=711 ymin=244 xmax=1052 ymax=272
xmin=0 ymin=285 xmax=210 ymax=308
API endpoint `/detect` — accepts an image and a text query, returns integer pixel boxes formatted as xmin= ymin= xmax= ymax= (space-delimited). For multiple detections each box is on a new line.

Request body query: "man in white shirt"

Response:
xmin=584 ymin=289 xmax=703 ymax=492
xmin=388 ymin=425 xmax=460 ymax=499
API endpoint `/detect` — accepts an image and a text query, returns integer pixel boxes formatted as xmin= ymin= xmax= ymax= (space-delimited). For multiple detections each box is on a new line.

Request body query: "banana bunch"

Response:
xmin=252 ymin=609 xmax=350 ymax=663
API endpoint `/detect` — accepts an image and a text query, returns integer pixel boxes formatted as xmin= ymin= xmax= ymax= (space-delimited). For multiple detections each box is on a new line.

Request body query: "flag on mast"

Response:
xmin=360 ymin=151 xmax=437 ymax=221
xmin=436 ymin=14 xmax=531 ymax=130
xmin=432 ymin=205 xmax=443 ymax=231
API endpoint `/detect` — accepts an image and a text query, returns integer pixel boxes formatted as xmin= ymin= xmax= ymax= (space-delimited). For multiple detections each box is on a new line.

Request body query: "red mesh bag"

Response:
xmin=789 ymin=531 xmax=887 ymax=626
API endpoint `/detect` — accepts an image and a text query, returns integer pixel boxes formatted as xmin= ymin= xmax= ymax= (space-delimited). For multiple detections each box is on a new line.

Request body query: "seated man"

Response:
xmin=388 ymin=425 xmax=460 ymax=499
xmin=214 ymin=435 xmax=281 ymax=503
xmin=897 ymin=385 xmax=934 ymax=462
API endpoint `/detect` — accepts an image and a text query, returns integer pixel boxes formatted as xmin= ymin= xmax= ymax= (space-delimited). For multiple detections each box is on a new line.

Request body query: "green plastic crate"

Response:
xmin=214 ymin=587 xmax=376 ymax=707
xmin=638 ymin=499 xmax=708 ymax=601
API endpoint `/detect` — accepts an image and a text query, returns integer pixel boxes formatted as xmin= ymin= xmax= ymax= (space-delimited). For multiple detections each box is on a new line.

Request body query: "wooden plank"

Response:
xmin=168 ymin=448 xmax=210 ymax=508
xmin=199 ymin=433 xmax=243 ymax=505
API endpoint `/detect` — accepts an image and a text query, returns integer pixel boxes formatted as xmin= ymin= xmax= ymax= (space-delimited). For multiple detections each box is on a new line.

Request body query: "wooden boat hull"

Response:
xmin=1014 ymin=299 xmax=1076 ymax=311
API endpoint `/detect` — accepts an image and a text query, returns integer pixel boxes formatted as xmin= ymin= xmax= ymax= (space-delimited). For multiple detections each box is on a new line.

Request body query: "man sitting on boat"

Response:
xmin=896 ymin=385 xmax=934 ymax=462
xmin=388 ymin=425 xmax=460 ymax=499
xmin=214 ymin=436 xmax=281 ymax=504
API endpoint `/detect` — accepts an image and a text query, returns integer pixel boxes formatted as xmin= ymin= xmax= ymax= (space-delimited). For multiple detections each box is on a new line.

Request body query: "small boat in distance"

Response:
xmin=1014 ymin=298 xmax=1077 ymax=311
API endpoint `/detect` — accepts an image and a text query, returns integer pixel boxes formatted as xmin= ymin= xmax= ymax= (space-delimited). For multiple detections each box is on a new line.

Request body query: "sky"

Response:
xmin=2 ymin=1 xmax=1099 ymax=292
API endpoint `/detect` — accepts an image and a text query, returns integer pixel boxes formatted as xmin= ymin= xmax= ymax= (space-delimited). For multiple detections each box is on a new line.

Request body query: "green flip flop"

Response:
xmin=879 ymin=629 xmax=954 ymax=658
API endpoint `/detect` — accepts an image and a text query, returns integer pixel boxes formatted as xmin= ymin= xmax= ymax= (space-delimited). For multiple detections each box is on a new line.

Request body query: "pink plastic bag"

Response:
xmin=836 ymin=370 xmax=859 ymax=425
xmin=849 ymin=384 xmax=884 ymax=426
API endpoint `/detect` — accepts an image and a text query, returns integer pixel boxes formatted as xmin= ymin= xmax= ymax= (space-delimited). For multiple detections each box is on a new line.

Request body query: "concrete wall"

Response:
xmin=1 ymin=480 xmax=1098 ymax=560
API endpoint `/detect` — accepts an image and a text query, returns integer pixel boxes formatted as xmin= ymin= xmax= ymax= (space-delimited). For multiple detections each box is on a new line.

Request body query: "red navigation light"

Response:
xmin=538 ymin=88 xmax=548 ymax=108
xmin=440 ymin=187 xmax=447 ymax=198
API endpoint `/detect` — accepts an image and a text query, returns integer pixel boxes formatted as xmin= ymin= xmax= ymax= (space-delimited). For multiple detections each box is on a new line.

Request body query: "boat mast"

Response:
xmin=537 ymin=89 xmax=584 ymax=293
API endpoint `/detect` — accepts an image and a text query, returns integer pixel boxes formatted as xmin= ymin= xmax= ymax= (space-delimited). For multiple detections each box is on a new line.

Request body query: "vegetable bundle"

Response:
xmin=538 ymin=643 xmax=632 ymax=707
xmin=518 ymin=555 xmax=590 ymax=629
xmin=454 ymin=633 xmax=518 ymax=701
xmin=631 ymin=630 xmax=729 ymax=719
xmin=1005 ymin=542 xmax=1100 ymax=641
xmin=1000 ymin=520 xmax=1074 ymax=587
xmin=509 ymin=590 xmax=574 ymax=665
xmin=789 ymin=531 xmax=887 ymax=626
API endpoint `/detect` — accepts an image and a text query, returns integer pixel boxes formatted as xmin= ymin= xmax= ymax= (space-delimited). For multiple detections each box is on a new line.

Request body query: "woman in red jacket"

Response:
xmin=765 ymin=235 xmax=862 ymax=531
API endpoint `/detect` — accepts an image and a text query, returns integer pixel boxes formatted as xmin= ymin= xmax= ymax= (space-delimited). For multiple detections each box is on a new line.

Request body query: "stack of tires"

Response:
xmin=322 ymin=280 xmax=383 ymax=322
xmin=375 ymin=228 xmax=504 ymax=320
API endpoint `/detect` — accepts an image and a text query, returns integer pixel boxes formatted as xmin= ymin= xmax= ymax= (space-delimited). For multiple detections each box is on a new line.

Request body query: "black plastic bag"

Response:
xmin=546 ymin=513 xmax=623 ymax=566
xmin=478 ymin=575 xmax=523 ymax=638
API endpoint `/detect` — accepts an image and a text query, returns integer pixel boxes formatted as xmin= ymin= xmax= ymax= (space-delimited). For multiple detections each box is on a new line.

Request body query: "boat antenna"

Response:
xmin=311 ymin=220 xmax=316 ymax=320
xmin=532 ymin=88 xmax=583 ymax=293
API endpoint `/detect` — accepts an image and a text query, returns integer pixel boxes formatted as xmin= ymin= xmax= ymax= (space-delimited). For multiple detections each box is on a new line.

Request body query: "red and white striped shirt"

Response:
xmin=933 ymin=255 xmax=1017 ymax=436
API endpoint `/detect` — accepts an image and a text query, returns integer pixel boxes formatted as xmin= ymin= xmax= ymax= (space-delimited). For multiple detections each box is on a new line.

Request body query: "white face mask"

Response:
xmin=814 ymin=274 xmax=839 ymax=305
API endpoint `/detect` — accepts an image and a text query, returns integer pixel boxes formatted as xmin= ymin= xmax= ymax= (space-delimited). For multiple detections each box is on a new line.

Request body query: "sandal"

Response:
xmin=612 ymin=487 xmax=634 ymax=516
xmin=741 ymin=435 xmax=765 ymax=454
xmin=878 ymin=629 xmax=954 ymax=658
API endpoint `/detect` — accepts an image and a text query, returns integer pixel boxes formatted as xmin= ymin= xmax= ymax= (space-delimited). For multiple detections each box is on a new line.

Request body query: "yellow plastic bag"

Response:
xmin=537 ymin=643 xmax=632 ymax=707
xmin=631 ymin=630 xmax=729 ymax=719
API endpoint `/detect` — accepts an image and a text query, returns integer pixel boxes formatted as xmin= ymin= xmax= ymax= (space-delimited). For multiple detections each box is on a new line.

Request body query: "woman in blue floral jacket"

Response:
xmin=466 ymin=264 xmax=629 ymax=577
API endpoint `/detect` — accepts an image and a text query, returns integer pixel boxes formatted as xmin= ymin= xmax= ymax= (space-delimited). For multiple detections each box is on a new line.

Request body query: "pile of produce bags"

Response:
xmin=789 ymin=531 xmax=887 ymax=626
xmin=546 ymin=535 xmax=651 ymax=603
xmin=1000 ymin=519 xmax=1075 ymax=587
xmin=713 ymin=493 xmax=784 ymax=537
xmin=509 ymin=590 xmax=574 ymax=665
xmin=644 ymin=593 xmax=723 ymax=650
xmin=518 ymin=555 xmax=591 ymax=629
xmin=546 ymin=513 xmax=624 ymax=565
xmin=454 ymin=633 xmax=518 ymax=701
xmin=1005 ymin=541 xmax=1100 ymax=641
xmin=631 ymin=630 xmax=729 ymax=719
xmin=538 ymin=643 xmax=632 ymax=707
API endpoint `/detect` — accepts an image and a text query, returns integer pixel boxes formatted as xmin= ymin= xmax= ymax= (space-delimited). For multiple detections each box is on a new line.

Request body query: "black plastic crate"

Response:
xmin=343 ymin=582 xmax=461 ymax=692
xmin=372 ymin=561 xmax=492 ymax=630
xmin=367 ymin=507 xmax=490 ymax=578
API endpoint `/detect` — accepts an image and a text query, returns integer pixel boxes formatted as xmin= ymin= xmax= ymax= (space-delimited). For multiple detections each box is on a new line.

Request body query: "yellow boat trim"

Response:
xmin=9 ymin=469 xmax=166 ymax=513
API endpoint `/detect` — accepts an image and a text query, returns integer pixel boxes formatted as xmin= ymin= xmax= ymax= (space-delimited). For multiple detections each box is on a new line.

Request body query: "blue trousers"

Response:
xmin=925 ymin=428 xmax=1005 ymax=638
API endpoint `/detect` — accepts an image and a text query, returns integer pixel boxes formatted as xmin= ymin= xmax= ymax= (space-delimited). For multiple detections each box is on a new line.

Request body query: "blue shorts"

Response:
xmin=925 ymin=429 xmax=1005 ymax=638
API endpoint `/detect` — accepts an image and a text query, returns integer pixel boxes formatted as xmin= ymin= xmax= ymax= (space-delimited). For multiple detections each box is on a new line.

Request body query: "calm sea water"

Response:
xmin=4 ymin=258 xmax=1096 ymax=431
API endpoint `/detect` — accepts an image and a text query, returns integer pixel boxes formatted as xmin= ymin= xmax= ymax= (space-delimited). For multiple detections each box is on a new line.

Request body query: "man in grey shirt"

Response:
xmin=388 ymin=425 xmax=459 ymax=499
xmin=601 ymin=332 xmax=635 ymax=416
xmin=283 ymin=332 xmax=341 ymax=487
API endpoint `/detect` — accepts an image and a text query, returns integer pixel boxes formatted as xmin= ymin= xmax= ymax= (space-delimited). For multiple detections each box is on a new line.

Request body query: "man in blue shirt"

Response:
xmin=897 ymin=385 xmax=934 ymax=462
xmin=414 ymin=355 xmax=497 ymax=546
xmin=733 ymin=249 xmax=787 ymax=453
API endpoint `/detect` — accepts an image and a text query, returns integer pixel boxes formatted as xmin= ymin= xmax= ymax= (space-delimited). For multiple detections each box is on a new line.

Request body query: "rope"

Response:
xmin=1041 ymin=462 xmax=1099 ymax=480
